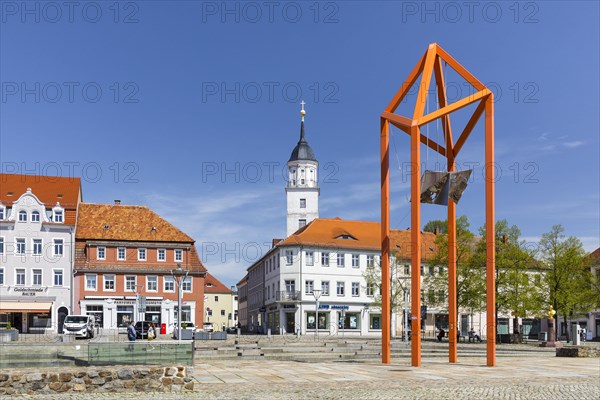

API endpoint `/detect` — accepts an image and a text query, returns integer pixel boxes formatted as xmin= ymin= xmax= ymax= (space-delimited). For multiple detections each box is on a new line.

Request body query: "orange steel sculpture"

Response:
xmin=380 ymin=43 xmax=496 ymax=367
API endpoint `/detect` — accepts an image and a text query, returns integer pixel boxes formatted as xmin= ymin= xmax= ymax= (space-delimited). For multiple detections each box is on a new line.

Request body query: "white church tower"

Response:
xmin=286 ymin=101 xmax=319 ymax=237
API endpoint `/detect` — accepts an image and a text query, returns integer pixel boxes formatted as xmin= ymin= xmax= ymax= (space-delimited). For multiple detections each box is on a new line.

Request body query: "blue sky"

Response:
xmin=1 ymin=1 xmax=599 ymax=287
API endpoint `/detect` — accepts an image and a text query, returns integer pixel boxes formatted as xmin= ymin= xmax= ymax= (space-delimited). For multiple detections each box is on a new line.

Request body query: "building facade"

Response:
xmin=74 ymin=202 xmax=206 ymax=334
xmin=0 ymin=174 xmax=81 ymax=333
xmin=203 ymin=272 xmax=235 ymax=331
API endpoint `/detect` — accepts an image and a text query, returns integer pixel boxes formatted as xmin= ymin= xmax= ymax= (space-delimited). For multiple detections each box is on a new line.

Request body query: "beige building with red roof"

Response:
xmin=0 ymin=174 xmax=82 ymax=333
xmin=203 ymin=273 xmax=236 ymax=332
xmin=74 ymin=202 xmax=206 ymax=334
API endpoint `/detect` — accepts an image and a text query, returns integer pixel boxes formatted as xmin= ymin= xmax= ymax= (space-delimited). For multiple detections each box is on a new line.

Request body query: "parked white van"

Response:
xmin=63 ymin=315 xmax=95 ymax=339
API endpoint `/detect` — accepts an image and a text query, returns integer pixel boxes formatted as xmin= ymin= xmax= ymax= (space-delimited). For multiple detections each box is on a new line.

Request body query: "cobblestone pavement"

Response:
xmin=11 ymin=356 xmax=599 ymax=399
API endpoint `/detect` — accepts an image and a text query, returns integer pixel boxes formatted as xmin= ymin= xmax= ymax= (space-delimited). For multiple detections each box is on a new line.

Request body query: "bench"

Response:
xmin=468 ymin=332 xmax=482 ymax=342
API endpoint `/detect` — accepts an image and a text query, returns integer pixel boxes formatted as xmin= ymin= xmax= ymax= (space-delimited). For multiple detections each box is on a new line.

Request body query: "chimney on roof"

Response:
xmin=114 ymin=200 xmax=121 ymax=205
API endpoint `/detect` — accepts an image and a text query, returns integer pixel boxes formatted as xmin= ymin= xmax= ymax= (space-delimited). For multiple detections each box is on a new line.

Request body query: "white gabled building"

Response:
xmin=0 ymin=174 xmax=81 ymax=333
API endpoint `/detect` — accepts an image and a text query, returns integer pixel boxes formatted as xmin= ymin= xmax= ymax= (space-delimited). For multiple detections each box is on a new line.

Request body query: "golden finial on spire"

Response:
xmin=300 ymin=100 xmax=306 ymax=122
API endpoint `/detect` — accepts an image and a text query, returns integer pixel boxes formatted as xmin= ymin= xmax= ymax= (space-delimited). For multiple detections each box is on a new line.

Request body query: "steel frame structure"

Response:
xmin=380 ymin=43 xmax=496 ymax=367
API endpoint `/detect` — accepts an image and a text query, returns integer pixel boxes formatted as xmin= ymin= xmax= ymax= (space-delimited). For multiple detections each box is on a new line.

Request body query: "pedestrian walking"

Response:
xmin=147 ymin=322 xmax=156 ymax=341
xmin=126 ymin=320 xmax=136 ymax=351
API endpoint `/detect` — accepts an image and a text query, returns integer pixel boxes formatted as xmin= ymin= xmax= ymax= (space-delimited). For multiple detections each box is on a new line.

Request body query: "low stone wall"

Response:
xmin=556 ymin=346 xmax=600 ymax=358
xmin=0 ymin=366 xmax=193 ymax=395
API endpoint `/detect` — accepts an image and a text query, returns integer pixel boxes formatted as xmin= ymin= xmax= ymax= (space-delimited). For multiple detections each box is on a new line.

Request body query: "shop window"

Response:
xmin=369 ymin=314 xmax=381 ymax=330
xmin=339 ymin=312 xmax=360 ymax=330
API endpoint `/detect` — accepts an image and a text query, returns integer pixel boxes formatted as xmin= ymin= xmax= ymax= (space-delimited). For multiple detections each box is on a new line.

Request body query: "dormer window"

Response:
xmin=53 ymin=208 xmax=64 ymax=223
xmin=18 ymin=210 xmax=27 ymax=222
xmin=336 ymin=234 xmax=357 ymax=240
xmin=31 ymin=211 xmax=40 ymax=222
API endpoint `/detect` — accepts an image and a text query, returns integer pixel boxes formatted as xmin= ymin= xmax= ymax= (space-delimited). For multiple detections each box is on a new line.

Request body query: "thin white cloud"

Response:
xmin=562 ymin=141 xmax=584 ymax=148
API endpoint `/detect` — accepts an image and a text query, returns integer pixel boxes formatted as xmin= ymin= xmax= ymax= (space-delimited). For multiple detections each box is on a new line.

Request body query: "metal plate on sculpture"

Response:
xmin=420 ymin=170 xmax=449 ymax=204
xmin=419 ymin=169 xmax=472 ymax=205
xmin=448 ymin=170 xmax=472 ymax=204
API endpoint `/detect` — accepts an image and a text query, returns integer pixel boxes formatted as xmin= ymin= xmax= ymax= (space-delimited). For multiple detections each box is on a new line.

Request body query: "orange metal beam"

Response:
xmin=485 ymin=96 xmax=496 ymax=367
xmin=380 ymin=117 xmax=391 ymax=365
xmin=385 ymin=52 xmax=427 ymax=113
xmin=436 ymin=45 xmax=487 ymax=91
xmin=410 ymin=124 xmax=422 ymax=367
xmin=453 ymin=98 xmax=487 ymax=158
xmin=433 ymin=56 xmax=454 ymax=153
xmin=413 ymin=45 xmax=438 ymax=121
xmin=447 ymin=158 xmax=457 ymax=363
xmin=381 ymin=111 xmax=411 ymax=133
xmin=418 ymin=89 xmax=491 ymax=127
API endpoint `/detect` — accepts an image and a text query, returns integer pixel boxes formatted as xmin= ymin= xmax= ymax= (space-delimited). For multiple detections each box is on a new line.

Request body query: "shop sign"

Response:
xmin=319 ymin=304 xmax=349 ymax=310
xmin=115 ymin=300 xmax=136 ymax=305
xmin=283 ymin=304 xmax=296 ymax=309
xmin=13 ymin=287 xmax=46 ymax=297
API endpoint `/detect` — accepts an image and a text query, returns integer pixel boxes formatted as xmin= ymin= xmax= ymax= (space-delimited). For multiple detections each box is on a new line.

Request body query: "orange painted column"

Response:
xmin=447 ymin=157 xmax=457 ymax=363
xmin=410 ymin=124 xmax=422 ymax=367
xmin=380 ymin=118 xmax=391 ymax=364
xmin=485 ymin=96 xmax=496 ymax=367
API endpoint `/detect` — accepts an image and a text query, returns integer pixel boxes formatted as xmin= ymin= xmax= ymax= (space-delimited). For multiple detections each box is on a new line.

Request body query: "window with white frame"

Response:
xmin=306 ymin=251 xmax=314 ymax=266
xmin=16 ymin=238 xmax=25 ymax=254
xmin=53 ymin=209 xmax=63 ymax=223
xmin=164 ymin=276 xmax=175 ymax=292
xmin=117 ymin=247 xmax=126 ymax=260
xmin=366 ymin=283 xmax=375 ymax=297
xmin=125 ymin=276 xmax=136 ymax=291
xmin=86 ymin=274 xmax=97 ymax=290
xmin=351 ymin=282 xmax=360 ymax=296
xmin=53 ymin=239 xmax=63 ymax=256
xmin=305 ymin=280 xmax=314 ymax=294
xmin=16 ymin=268 xmax=26 ymax=285
xmin=367 ymin=255 xmax=374 ymax=267
xmin=53 ymin=270 xmax=63 ymax=286
xmin=138 ymin=248 xmax=146 ymax=261
xmin=214 ymin=295 xmax=219 ymax=302
xmin=18 ymin=210 xmax=27 ymax=222
xmin=147 ymin=276 xmax=158 ymax=292
xmin=404 ymin=265 xmax=410 ymax=275
xmin=174 ymin=249 xmax=183 ymax=262
xmin=321 ymin=252 xmax=330 ymax=266
xmin=352 ymin=254 xmax=359 ymax=268
xmin=182 ymin=276 xmax=192 ymax=292
xmin=337 ymin=253 xmax=345 ymax=267
xmin=300 ymin=198 xmax=306 ymax=208
xmin=157 ymin=248 xmax=166 ymax=261
xmin=97 ymin=246 xmax=106 ymax=260
xmin=104 ymin=274 xmax=115 ymax=291
xmin=299 ymin=219 xmax=307 ymax=228
xmin=0 ymin=237 xmax=3 ymax=254
xmin=286 ymin=250 xmax=293 ymax=265
xmin=336 ymin=281 xmax=345 ymax=296
xmin=321 ymin=281 xmax=330 ymax=296
xmin=0 ymin=206 xmax=5 ymax=220
xmin=31 ymin=211 xmax=40 ymax=222
xmin=33 ymin=239 xmax=42 ymax=255
xmin=33 ymin=269 xmax=42 ymax=286
xmin=0 ymin=268 xmax=3 ymax=285
xmin=285 ymin=280 xmax=295 ymax=292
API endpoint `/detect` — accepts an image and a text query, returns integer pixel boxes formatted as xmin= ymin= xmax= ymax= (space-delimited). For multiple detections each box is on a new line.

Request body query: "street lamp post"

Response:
xmin=312 ymin=289 xmax=322 ymax=340
xmin=171 ymin=264 xmax=189 ymax=344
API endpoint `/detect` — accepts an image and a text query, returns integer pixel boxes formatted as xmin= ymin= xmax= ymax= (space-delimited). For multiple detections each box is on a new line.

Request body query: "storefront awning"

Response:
xmin=0 ymin=302 xmax=52 ymax=312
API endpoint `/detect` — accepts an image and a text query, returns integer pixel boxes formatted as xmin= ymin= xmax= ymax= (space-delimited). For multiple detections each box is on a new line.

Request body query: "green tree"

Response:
xmin=363 ymin=252 xmax=407 ymax=338
xmin=539 ymin=225 xmax=594 ymax=340
xmin=424 ymin=216 xmax=486 ymax=318
xmin=476 ymin=220 xmax=545 ymax=337
xmin=423 ymin=219 xmax=447 ymax=234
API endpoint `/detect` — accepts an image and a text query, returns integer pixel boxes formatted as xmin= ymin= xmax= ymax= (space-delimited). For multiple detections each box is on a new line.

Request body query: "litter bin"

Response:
xmin=161 ymin=323 xmax=166 ymax=335
xmin=539 ymin=332 xmax=547 ymax=341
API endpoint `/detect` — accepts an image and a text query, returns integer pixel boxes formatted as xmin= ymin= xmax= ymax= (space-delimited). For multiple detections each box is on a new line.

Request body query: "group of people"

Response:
xmin=437 ymin=327 xmax=482 ymax=343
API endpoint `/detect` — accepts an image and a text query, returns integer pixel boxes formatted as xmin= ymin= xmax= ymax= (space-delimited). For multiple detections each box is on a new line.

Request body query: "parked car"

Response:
xmin=172 ymin=322 xmax=195 ymax=339
xmin=63 ymin=315 xmax=95 ymax=339
xmin=225 ymin=326 xmax=237 ymax=334
xmin=135 ymin=321 xmax=153 ymax=339
xmin=203 ymin=322 xmax=214 ymax=332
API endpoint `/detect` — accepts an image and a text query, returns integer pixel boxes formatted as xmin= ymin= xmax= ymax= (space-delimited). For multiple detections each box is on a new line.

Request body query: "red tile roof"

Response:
xmin=76 ymin=203 xmax=194 ymax=243
xmin=204 ymin=273 xmax=232 ymax=293
xmin=278 ymin=218 xmax=438 ymax=261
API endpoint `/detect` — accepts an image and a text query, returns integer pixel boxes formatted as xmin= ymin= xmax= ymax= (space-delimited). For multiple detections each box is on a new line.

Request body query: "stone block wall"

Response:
xmin=0 ymin=366 xmax=193 ymax=395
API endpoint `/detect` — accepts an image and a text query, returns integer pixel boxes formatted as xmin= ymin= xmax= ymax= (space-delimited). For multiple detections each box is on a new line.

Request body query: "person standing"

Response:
xmin=147 ymin=322 xmax=156 ymax=341
xmin=127 ymin=320 xmax=136 ymax=351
